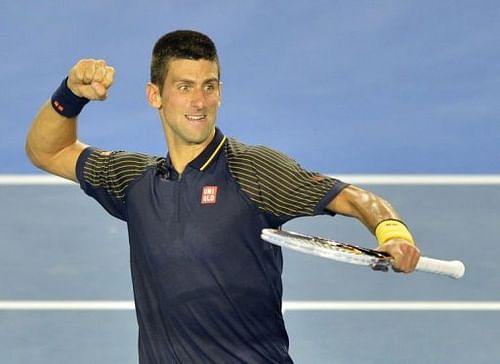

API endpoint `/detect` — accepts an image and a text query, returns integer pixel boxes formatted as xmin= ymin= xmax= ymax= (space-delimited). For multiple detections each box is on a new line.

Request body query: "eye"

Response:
xmin=204 ymin=82 xmax=218 ymax=93
xmin=177 ymin=84 xmax=191 ymax=92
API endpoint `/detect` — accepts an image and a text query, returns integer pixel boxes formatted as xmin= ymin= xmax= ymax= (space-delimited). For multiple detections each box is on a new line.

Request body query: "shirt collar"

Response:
xmin=165 ymin=128 xmax=227 ymax=172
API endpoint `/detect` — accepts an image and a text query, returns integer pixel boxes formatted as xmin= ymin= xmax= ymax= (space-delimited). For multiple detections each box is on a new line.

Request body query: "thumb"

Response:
xmin=91 ymin=81 xmax=108 ymax=100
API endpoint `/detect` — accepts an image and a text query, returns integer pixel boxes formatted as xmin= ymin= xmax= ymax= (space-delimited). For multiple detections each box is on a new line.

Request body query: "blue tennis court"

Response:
xmin=1 ymin=178 xmax=499 ymax=363
xmin=2 ymin=1 xmax=500 ymax=362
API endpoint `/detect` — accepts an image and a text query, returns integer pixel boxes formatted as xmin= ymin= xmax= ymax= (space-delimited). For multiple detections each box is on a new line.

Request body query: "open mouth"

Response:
xmin=185 ymin=114 xmax=206 ymax=121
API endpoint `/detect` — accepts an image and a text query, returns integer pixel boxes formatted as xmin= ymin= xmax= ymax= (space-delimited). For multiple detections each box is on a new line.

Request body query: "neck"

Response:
xmin=164 ymin=130 xmax=216 ymax=175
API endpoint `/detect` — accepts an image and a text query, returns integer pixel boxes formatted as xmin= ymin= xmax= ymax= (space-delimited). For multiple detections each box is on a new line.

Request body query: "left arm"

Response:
xmin=327 ymin=184 xmax=420 ymax=273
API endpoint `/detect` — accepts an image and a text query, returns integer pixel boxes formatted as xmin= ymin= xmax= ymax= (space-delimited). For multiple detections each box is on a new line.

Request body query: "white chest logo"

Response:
xmin=201 ymin=186 xmax=218 ymax=205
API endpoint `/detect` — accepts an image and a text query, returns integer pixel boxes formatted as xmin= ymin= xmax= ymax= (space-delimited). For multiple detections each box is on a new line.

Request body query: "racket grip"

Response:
xmin=416 ymin=257 xmax=465 ymax=279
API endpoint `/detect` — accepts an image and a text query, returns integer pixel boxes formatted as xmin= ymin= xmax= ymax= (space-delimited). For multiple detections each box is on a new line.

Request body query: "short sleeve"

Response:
xmin=76 ymin=147 xmax=160 ymax=221
xmin=225 ymin=139 xmax=348 ymax=222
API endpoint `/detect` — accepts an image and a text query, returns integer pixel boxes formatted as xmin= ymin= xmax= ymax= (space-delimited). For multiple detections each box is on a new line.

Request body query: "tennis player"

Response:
xmin=26 ymin=30 xmax=420 ymax=363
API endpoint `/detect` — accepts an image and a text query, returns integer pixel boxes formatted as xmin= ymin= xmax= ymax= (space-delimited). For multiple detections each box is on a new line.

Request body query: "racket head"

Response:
xmin=261 ymin=228 xmax=391 ymax=271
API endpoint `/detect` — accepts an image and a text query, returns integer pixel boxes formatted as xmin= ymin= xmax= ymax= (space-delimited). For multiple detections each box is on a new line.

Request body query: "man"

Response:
xmin=26 ymin=30 xmax=420 ymax=363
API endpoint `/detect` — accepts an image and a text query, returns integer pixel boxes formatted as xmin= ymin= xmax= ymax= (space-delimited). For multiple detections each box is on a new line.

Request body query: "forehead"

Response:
xmin=165 ymin=58 xmax=219 ymax=82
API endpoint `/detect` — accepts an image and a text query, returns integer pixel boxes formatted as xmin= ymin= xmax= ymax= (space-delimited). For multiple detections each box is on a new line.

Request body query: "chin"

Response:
xmin=186 ymin=129 xmax=215 ymax=145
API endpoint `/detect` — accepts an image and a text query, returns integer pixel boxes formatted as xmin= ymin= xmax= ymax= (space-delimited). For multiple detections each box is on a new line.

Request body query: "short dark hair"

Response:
xmin=150 ymin=30 xmax=220 ymax=93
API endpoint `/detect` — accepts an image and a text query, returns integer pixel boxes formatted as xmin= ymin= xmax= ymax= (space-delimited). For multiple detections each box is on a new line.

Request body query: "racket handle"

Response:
xmin=416 ymin=257 xmax=465 ymax=279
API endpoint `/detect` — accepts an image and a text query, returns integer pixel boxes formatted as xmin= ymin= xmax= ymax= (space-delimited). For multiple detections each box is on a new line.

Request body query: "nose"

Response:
xmin=190 ymin=88 xmax=206 ymax=109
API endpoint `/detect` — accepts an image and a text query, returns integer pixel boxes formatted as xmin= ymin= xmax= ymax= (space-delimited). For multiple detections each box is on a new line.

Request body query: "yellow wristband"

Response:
xmin=375 ymin=219 xmax=414 ymax=246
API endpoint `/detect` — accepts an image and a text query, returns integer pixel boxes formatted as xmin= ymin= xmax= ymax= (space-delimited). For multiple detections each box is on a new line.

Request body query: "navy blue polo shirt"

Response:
xmin=76 ymin=128 xmax=347 ymax=363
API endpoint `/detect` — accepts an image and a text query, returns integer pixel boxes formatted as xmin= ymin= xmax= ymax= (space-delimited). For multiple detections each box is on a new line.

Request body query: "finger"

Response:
xmin=101 ymin=65 xmax=115 ymax=88
xmin=92 ymin=60 xmax=107 ymax=83
xmin=377 ymin=244 xmax=404 ymax=271
xmin=82 ymin=61 xmax=96 ymax=84
xmin=70 ymin=61 xmax=86 ymax=84
xmin=405 ymin=244 xmax=421 ymax=271
xmin=68 ymin=60 xmax=93 ymax=96
xmin=394 ymin=244 xmax=420 ymax=273
xmin=378 ymin=240 xmax=420 ymax=273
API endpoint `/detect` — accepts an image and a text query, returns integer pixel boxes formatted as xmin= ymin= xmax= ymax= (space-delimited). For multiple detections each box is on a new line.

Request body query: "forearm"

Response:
xmin=328 ymin=185 xmax=400 ymax=232
xmin=25 ymin=100 xmax=86 ymax=180
xmin=27 ymin=101 xmax=77 ymax=163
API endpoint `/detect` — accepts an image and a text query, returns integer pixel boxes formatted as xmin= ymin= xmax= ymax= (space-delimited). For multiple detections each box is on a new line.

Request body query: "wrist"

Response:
xmin=375 ymin=219 xmax=415 ymax=246
xmin=51 ymin=77 xmax=89 ymax=118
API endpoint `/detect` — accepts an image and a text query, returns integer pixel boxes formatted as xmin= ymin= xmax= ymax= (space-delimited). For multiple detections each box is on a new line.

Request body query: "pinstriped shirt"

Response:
xmin=76 ymin=128 xmax=347 ymax=364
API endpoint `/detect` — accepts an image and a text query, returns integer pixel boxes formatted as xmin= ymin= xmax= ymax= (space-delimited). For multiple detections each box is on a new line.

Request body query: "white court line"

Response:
xmin=1 ymin=300 xmax=500 ymax=311
xmin=0 ymin=301 xmax=135 ymax=310
xmin=334 ymin=175 xmax=500 ymax=185
xmin=0 ymin=175 xmax=73 ymax=185
xmin=1 ymin=174 xmax=500 ymax=185
xmin=281 ymin=301 xmax=500 ymax=312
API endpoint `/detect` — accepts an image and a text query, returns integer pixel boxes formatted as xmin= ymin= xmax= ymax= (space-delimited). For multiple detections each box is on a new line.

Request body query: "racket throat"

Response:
xmin=370 ymin=260 xmax=391 ymax=272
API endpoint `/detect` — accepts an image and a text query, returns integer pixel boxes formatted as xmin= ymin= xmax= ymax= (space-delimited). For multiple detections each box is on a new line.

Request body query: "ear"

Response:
xmin=218 ymin=81 xmax=223 ymax=107
xmin=146 ymin=82 xmax=162 ymax=109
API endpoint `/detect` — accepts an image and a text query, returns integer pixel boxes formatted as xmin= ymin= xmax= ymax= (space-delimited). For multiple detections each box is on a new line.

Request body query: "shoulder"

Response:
xmin=225 ymin=138 xmax=295 ymax=168
xmin=85 ymin=149 xmax=161 ymax=167
xmin=79 ymin=148 xmax=164 ymax=197
xmin=82 ymin=149 xmax=162 ymax=175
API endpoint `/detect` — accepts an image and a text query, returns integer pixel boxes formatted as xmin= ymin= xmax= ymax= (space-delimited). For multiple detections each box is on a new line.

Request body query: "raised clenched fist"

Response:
xmin=67 ymin=59 xmax=115 ymax=100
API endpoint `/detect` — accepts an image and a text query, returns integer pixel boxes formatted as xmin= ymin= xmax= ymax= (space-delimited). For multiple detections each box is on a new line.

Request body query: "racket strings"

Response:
xmin=280 ymin=231 xmax=390 ymax=259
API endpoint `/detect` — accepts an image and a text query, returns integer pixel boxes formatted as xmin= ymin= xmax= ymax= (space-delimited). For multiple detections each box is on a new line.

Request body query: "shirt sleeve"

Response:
xmin=76 ymin=147 xmax=160 ymax=221
xmin=225 ymin=139 xmax=349 ymax=223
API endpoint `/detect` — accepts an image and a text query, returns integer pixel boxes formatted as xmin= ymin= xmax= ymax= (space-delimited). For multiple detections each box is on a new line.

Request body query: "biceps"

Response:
xmin=46 ymin=141 xmax=88 ymax=182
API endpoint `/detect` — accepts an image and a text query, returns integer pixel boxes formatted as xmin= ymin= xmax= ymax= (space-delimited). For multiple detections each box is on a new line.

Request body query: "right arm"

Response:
xmin=25 ymin=59 xmax=114 ymax=182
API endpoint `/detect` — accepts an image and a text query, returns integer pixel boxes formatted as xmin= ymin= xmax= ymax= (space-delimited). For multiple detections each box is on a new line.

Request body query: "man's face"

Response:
xmin=157 ymin=58 xmax=221 ymax=147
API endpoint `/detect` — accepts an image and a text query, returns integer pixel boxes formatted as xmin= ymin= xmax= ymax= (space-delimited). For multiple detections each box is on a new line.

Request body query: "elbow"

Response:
xmin=25 ymin=139 xmax=42 ymax=169
xmin=25 ymin=136 xmax=49 ymax=171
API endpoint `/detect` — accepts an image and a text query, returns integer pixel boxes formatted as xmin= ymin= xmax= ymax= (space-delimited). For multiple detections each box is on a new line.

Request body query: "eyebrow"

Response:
xmin=173 ymin=77 xmax=220 ymax=84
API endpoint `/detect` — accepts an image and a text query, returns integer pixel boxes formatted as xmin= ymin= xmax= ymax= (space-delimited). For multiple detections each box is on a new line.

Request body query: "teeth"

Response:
xmin=186 ymin=115 xmax=205 ymax=121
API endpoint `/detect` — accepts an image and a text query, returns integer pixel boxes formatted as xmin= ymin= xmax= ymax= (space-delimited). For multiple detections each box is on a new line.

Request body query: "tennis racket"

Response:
xmin=261 ymin=229 xmax=465 ymax=279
